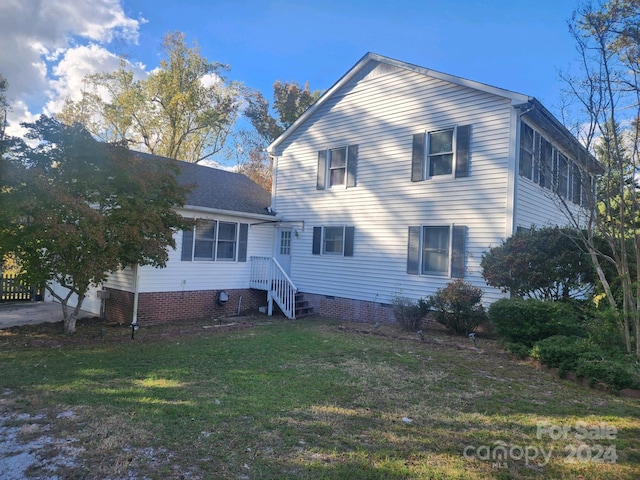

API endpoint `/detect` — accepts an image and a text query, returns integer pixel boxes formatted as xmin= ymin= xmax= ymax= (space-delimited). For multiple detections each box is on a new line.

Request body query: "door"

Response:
xmin=276 ymin=228 xmax=292 ymax=276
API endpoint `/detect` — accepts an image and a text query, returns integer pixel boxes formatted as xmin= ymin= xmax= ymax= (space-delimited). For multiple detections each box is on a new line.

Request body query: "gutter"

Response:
xmin=176 ymin=205 xmax=278 ymax=221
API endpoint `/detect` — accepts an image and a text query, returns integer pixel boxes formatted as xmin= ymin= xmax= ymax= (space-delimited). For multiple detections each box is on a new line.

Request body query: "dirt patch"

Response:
xmin=0 ymin=314 xmax=269 ymax=350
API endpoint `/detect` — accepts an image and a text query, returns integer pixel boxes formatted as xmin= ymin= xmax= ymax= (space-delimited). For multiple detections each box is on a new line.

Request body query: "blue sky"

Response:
xmin=1 ymin=0 xmax=583 ymax=145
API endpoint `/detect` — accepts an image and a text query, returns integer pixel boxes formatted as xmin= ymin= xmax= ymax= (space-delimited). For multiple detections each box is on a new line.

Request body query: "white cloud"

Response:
xmin=44 ymin=44 xmax=146 ymax=115
xmin=0 ymin=0 xmax=142 ymax=132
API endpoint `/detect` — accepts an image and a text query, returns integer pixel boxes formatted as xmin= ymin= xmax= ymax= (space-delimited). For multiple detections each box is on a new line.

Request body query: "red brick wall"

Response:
xmin=104 ymin=288 xmax=267 ymax=325
xmin=301 ymin=292 xmax=397 ymax=324
xmin=104 ymin=289 xmax=134 ymax=325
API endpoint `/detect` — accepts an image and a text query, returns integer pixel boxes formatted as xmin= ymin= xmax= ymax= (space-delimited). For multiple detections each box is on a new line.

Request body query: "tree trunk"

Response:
xmin=61 ymin=295 xmax=86 ymax=334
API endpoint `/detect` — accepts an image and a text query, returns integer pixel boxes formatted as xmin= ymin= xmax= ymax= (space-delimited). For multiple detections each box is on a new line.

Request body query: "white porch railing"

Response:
xmin=249 ymin=256 xmax=297 ymax=319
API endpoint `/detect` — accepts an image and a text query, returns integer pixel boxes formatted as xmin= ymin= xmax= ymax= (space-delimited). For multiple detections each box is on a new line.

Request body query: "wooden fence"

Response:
xmin=1 ymin=274 xmax=33 ymax=301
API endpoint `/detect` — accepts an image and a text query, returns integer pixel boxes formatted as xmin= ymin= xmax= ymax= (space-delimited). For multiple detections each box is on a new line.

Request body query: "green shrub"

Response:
xmin=575 ymin=358 xmax=640 ymax=390
xmin=488 ymin=298 xmax=583 ymax=346
xmin=392 ymin=296 xmax=425 ymax=331
xmin=530 ymin=335 xmax=640 ymax=391
xmin=425 ymin=279 xmax=487 ymax=335
xmin=530 ymin=335 xmax=599 ymax=370
xmin=583 ymin=307 xmax=626 ymax=355
xmin=505 ymin=342 xmax=531 ymax=359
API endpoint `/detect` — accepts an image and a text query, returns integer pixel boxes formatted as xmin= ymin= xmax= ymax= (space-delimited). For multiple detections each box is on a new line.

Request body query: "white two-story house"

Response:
xmin=264 ymin=52 xmax=602 ymax=322
xmin=53 ymin=53 xmax=601 ymax=325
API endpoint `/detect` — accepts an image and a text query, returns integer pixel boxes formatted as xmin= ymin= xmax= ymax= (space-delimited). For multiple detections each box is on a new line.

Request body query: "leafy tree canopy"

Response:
xmin=57 ymin=32 xmax=241 ymax=164
xmin=481 ymin=227 xmax=594 ymax=301
xmin=0 ymin=116 xmax=190 ymax=333
xmin=245 ymin=81 xmax=321 ymax=145
xmin=237 ymin=81 xmax=321 ymax=190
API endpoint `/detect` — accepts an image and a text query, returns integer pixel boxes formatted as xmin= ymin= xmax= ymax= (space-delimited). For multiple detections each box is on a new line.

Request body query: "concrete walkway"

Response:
xmin=0 ymin=302 xmax=95 ymax=329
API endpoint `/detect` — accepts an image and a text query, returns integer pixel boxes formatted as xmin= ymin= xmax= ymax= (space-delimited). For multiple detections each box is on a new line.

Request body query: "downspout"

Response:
xmin=131 ymin=263 xmax=140 ymax=338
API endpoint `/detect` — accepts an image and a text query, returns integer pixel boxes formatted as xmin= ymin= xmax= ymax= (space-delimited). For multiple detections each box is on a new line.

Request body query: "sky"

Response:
xmin=0 ymin=0 xmax=585 ymax=155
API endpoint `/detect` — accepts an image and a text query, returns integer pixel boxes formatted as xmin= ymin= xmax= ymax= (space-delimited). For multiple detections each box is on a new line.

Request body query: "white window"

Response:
xmin=421 ymin=226 xmax=450 ymax=275
xmin=329 ymin=147 xmax=347 ymax=186
xmin=194 ymin=220 xmax=216 ymax=260
xmin=407 ymin=225 xmax=466 ymax=277
xmin=411 ymin=125 xmax=471 ymax=181
xmin=519 ymin=122 xmax=534 ymax=180
xmin=216 ymin=222 xmax=237 ymax=261
xmin=312 ymin=226 xmax=355 ymax=256
xmin=317 ymin=145 xmax=358 ymax=189
xmin=428 ymin=129 xmax=454 ymax=177
xmin=182 ymin=220 xmax=248 ymax=262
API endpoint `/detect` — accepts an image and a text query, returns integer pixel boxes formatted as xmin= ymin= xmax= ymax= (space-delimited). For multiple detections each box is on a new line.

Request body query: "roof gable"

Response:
xmin=267 ymin=52 xmax=531 ymax=154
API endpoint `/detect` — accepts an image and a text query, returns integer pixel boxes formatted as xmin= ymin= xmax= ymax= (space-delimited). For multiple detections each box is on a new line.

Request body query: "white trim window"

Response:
xmin=312 ymin=226 xmax=355 ymax=256
xmin=518 ymin=120 xmax=595 ymax=207
xmin=411 ymin=125 xmax=471 ymax=181
xmin=407 ymin=225 xmax=466 ymax=277
xmin=317 ymin=145 xmax=358 ymax=189
xmin=182 ymin=220 xmax=249 ymax=262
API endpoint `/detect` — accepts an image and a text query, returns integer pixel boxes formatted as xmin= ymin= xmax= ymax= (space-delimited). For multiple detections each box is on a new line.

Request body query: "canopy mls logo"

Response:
xmin=463 ymin=422 xmax=619 ymax=469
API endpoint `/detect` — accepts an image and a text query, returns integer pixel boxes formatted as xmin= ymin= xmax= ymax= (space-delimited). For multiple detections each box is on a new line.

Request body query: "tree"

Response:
xmin=481 ymin=227 xmax=594 ymax=301
xmin=240 ymin=81 xmax=321 ymax=190
xmin=245 ymin=81 xmax=321 ymax=145
xmin=56 ymin=59 xmax=144 ymax=146
xmin=57 ymin=32 xmax=242 ymax=164
xmin=558 ymin=0 xmax=640 ymax=354
xmin=0 ymin=73 xmax=9 ymax=152
xmin=0 ymin=116 xmax=189 ymax=333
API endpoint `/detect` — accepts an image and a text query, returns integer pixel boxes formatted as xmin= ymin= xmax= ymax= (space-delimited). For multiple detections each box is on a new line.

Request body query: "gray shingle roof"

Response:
xmin=133 ymin=151 xmax=273 ymax=217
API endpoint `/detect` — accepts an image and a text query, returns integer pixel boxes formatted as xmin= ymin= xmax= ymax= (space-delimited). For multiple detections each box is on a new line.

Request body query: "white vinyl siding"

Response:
xmin=272 ymin=63 xmax=513 ymax=305
xmin=516 ymin=119 xmax=596 ymax=230
xmin=135 ymin=211 xmax=273 ymax=293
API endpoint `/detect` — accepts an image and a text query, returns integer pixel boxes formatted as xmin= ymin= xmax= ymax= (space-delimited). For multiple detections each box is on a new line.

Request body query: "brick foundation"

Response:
xmin=104 ymin=288 xmax=267 ymax=325
xmin=301 ymin=292 xmax=397 ymax=324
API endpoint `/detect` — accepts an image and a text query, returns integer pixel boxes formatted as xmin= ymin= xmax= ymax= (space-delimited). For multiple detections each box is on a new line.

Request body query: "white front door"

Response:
xmin=275 ymin=229 xmax=292 ymax=276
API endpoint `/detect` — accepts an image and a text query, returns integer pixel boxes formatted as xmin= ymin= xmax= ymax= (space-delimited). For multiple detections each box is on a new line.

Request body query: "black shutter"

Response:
xmin=312 ymin=227 xmax=322 ymax=255
xmin=181 ymin=227 xmax=194 ymax=261
xmin=451 ymin=225 xmax=466 ymax=278
xmin=407 ymin=226 xmax=420 ymax=274
xmin=411 ymin=133 xmax=425 ymax=182
xmin=317 ymin=150 xmax=327 ymax=190
xmin=346 ymin=145 xmax=358 ymax=188
xmin=238 ymin=223 xmax=248 ymax=262
xmin=344 ymin=226 xmax=355 ymax=256
xmin=455 ymin=125 xmax=471 ymax=178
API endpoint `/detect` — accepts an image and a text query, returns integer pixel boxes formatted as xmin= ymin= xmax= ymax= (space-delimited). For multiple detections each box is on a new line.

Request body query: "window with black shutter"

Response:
xmin=406 ymin=224 xmax=466 ymax=278
xmin=312 ymin=226 xmax=355 ymax=256
xmin=411 ymin=125 xmax=471 ymax=181
xmin=317 ymin=145 xmax=358 ymax=189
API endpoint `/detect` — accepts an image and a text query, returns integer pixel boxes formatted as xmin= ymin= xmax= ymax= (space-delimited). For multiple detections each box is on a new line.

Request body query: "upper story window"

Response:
xmin=182 ymin=219 xmax=249 ymax=262
xmin=428 ymin=129 xmax=454 ymax=176
xmin=518 ymin=120 xmax=595 ymax=207
xmin=411 ymin=124 xmax=471 ymax=181
xmin=317 ymin=145 xmax=358 ymax=189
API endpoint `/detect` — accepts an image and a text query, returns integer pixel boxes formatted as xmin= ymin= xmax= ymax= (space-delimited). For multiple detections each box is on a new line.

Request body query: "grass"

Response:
xmin=1 ymin=316 xmax=639 ymax=479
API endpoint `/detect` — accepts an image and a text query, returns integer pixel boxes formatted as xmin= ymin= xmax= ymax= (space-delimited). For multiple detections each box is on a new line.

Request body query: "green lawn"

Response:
xmin=1 ymin=317 xmax=639 ymax=479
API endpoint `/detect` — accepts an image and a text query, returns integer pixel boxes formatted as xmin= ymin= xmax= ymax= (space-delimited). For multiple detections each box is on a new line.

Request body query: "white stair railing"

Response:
xmin=250 ymin=256 xmax=297 ymax=319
